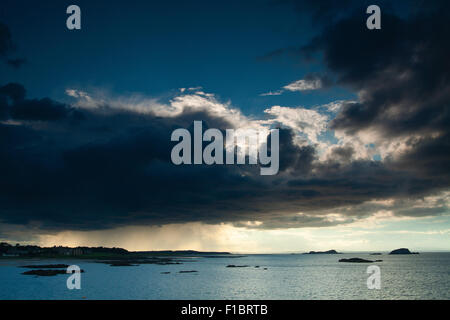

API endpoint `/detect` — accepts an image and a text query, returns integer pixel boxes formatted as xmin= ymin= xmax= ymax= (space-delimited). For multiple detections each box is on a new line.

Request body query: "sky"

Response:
xmin=0 ymin=0 xmax=449 ymax=252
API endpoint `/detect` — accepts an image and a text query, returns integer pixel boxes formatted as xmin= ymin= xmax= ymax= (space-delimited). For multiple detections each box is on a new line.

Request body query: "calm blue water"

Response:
xmin=0 ymin=253 xmax=449 ymax=299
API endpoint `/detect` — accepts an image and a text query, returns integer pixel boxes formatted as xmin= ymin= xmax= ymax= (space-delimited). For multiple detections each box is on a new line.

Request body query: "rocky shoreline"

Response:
xmin=96 ymin=257 xmax=184 ymax=267
xmin=22 ymin=269 xmax=85 ymax=276
xmin=20 ymin=264 xmax=70 ymax=269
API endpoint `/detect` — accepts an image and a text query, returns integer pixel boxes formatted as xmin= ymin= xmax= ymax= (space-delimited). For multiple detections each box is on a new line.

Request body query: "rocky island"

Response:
xmin=389 ymin=248 xmax=419 ymax=255
xmin=304 ymin=250 xmax=341 ymax=254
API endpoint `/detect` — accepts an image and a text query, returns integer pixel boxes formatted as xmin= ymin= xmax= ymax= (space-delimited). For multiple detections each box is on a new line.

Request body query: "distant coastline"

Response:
xmin=0 ymin=242 xmax=231 ymax=260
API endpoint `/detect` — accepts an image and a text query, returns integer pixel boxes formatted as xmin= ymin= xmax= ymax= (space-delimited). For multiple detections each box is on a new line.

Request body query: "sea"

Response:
xmin=0 ymin=252 xmax=449 ymax=300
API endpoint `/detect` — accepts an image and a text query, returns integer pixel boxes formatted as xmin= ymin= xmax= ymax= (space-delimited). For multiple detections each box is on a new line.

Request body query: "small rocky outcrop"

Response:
xmin=109 ymin=262 xmax=138 ymax=267
xmin=226 ymin=265 xmax=249 ymax=268
xmin=339 ymin=258 xmax=375 ymax=263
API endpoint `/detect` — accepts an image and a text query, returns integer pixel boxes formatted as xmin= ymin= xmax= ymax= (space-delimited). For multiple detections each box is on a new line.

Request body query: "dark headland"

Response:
xmin=1 ymin=242 xmax=234 ymax=276
xmin=0 ymin=242 xmax=231 ymax=259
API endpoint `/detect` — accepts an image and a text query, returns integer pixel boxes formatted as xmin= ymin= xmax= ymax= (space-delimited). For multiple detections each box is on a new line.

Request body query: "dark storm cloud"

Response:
xmin=0 ymin=83 xmax=82 ymax=121
xmin=391 ymin=133 xmax=450 ymax=183
xmin=277 ymin=128 xmax=316 ymax=175
xmin=0 ymin=83 xmax=26 ymax=100
xmin=296 ymin=1 xmax=450 ymax=139
xmin=0 ymin=86 xmax=259 ymax=229
xmin=293 ymin=0 xmax=450 ymax=198
xmin=1 ymin=1 xmax=449 ymax=232
xmin=0 ymin=82 xmax=447 ymax=231
xmin=329 ymin=146 xmax=354 ymax=163
xmin=272 ymin=2 xmax=450 ymax=183
xmin=245 ymin=0 xmax=450 ymax=226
